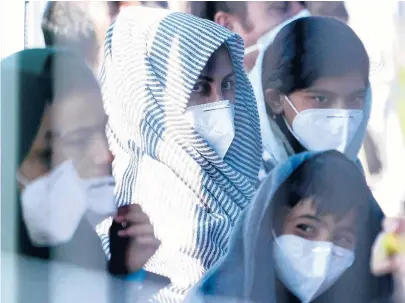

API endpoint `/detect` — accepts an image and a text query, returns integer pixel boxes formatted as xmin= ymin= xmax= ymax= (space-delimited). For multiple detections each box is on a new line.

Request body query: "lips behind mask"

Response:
xmin=20 ymin=161 xmax=116 ymax=246
xmin=273 ymin=235 xmax=355 ymax=303
xmin=284 ymin=96 xmax=363 ymax=154
xmin=184 ymin=100 xmax=235 ymax=159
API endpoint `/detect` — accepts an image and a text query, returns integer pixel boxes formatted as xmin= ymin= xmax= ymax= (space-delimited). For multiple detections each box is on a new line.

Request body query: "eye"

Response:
xmin=312 ymin=96 xmax=328 ymax=103
xmin=296 ymin=223 xmax=316 ymax=235
xmin=334 ymin=233 xmax=356 ymax=249
xmin=351 ymin=95 xmax=366 ymax=105
xmin=192 ymin=81 xmax=209 ymax=94
xmin=222 ymin=79 xmax=234 ymax=91
xmin=39 ymin=149 xmax=52 ymax=162
xmin=63 ymin=135 xmax=89 ymax=147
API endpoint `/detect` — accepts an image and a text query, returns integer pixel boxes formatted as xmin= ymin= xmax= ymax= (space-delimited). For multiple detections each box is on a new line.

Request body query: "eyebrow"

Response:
xmin=223 ymin=72 xmax=236 ymax=80
xmin=197 ymin=72 xmax=235 ymax=83
xmin=297 ymin=214 xmax=323 ymax=222
xmin=304 ymin=88 xmax=367 ymax=96
xmin=53 ymin=126 xmax=95 ymax=140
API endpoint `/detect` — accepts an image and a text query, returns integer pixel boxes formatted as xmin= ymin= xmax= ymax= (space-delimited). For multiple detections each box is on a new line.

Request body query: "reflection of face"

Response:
xmin=19 ymin=107 xmax=52 ymax=186
xmin=282 ymin=197 xmax=357 ymax=250
xmin=188 ymin=45 xmax=236 ymax=107
xmin=267 ymin=72 xmax=367 ymax=129
xmin=51 ymin=87 xmax=112 ymax=179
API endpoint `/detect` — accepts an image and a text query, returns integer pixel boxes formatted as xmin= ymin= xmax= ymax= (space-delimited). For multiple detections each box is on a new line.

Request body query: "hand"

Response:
xmin=114 ymin=204 xmax=160 ymax=273
xmin=371 ymin=217 xmax=405 ymax=303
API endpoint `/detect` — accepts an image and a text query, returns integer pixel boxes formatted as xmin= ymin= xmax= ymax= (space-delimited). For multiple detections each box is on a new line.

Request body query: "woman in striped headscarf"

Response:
xmin=99 ymin=5 xmax=262 ymax=296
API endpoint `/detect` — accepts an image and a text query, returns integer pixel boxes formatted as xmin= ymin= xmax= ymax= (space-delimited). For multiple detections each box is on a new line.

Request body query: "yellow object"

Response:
xmin=383 ymin=233 xmax=405 ymax=256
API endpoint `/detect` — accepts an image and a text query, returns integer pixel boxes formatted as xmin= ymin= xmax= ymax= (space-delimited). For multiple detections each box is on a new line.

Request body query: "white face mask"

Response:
xmin=284 ymin=96 xmax=363 ymax=153
xmin=273 ymin=235 xmax=355 ymax=303
xmin=19 ymin=161 xmax=116 ymax=246
xmin=184 ymin=100 xmax=235 ymax=159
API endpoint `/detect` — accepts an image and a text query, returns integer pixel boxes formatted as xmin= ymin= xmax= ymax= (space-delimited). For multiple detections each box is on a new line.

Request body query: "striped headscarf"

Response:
xmin=99 ymin=6 xmax=262 ymax=294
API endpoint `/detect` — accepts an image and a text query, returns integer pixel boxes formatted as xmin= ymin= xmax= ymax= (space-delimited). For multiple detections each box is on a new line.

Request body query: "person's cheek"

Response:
xmin=51 ymin=145 xmax=67 ymax=169
xmin=282 ymin=104 xmax=297 ymax=128
xmin=224 ymin=90 xmax=236 ymax=103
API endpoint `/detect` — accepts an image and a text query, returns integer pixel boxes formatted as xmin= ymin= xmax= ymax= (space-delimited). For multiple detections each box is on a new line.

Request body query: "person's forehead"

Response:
xmin=201 ymin=46 xmax=233 ymax=75
xmin=51 ymin=90 xmax=105 ymax=134
xmin=306 ymin=73 xmax=367 ymax=94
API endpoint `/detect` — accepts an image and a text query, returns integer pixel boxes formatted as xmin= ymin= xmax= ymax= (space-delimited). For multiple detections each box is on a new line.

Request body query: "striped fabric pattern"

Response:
xmin=98 ymin=6 xmax=262 ymax=298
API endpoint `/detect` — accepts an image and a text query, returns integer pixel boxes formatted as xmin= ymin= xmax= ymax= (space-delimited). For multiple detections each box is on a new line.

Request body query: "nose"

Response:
xmin=332 ymin=98 xmax=347 ymax=110
xmin=208 ymin=85 xmax=224 ymax=103
xmin=92 ymin=134 xmax=113 ymax=167
xmin=317 ymin=229 xmax=334 ymax=243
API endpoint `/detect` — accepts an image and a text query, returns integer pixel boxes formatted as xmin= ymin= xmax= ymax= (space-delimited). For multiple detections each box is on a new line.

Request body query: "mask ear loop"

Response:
xmin=284 ymin=95 xmax=300 ymax=115
xmin=244 ymin=43 xmax=259 ymax=55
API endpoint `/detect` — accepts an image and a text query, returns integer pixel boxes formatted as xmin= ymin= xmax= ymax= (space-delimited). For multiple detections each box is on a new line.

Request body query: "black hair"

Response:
xmin=272 ymin=151 xmax=370 ymax=232
xmin=261 ymin=16 xmax=369 ymax=98
xmin=41 ymin=2 xmax=103 ymax=67
xmin=299 ymin=1 xmax=307 ymax=7
xmin=189 ymin=1 xmax=247 ymax=22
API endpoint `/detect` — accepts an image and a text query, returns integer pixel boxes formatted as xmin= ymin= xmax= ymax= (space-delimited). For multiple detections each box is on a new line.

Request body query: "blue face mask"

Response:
xmin=273 ymin=234 xmax=355 ymax=303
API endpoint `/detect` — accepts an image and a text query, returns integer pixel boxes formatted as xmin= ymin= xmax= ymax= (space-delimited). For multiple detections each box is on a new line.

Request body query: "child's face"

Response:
xmin=282 ymin=197 xmax=357 ymax=250
xmin=188 ymin=45 xmax=236 ymax=107
xmin=269 ymin=72 xmax=367 ymax=130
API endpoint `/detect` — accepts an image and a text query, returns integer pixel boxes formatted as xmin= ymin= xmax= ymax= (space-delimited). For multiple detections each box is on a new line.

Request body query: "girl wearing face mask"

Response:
xmin=190 ymin=151 xmax=393 ymax=303
xmin=1 ymin=49 xmax=159 ymax=273
xmin=258 ymin=16 xmax=370 ymax=182
xmin=100 ymin=6 xmax=262 ymax=299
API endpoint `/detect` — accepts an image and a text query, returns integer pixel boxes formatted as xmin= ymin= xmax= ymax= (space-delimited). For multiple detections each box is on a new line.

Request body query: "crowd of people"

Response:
xmin=2 ymin=1 xmax=405 ymax=303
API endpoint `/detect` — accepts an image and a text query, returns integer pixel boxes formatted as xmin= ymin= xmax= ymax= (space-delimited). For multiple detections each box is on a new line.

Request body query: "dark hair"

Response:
xmin=189 ymin=1 xmax=247 ymax=22
xmin=272 ymin=151 xmax=370 ymax=232
xmin=41 ymin=2 xmax=103 ymax=66
xmin=261 ymin=16 xmax=369 ymax=98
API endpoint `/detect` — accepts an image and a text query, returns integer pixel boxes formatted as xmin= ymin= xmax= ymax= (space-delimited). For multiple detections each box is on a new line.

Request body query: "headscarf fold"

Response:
xmin=99 ymin=6 xmax=262 ymax=293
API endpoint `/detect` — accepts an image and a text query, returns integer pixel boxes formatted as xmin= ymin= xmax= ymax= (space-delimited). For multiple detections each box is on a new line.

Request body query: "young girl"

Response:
xmin=258 ymin=16 xmax=370 ymax=182
xmin=191 ymin=151 xmax=393 ymax=303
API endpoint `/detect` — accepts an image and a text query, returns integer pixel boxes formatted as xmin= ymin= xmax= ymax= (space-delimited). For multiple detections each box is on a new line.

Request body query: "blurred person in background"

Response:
xmin=41 ymin=1 xmax=112 ymax=75
xmin=372 ymin=214 xmax=405 ymax=303
xmin=1 ymin=48 xmax=159 ymax=275
xmin=188 ymin=1 xmax=308 ymax=73
xmin=41 ymin=1 xmax=168 ymax=75
xmin=188 ymin=1 xmax=310 ymax=169
xmin=305 ymin=1 xmax=349 ymax=23
xmin=100 ymin=6 xmax=261 ymax=300
xmin=258 ymin=16 xmax=371 ymax=183
xmin=346 ymin=2 xmax=405 ymax=217
xmin=190 ymin=151 xmax=393 ymax=303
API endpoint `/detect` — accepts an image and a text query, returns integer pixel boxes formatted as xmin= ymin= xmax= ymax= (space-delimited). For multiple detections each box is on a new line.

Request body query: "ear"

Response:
xmin=264 ymin=88 xmax=284 ymax=115
xmin=214 ymin=11 xmax=235 ymax=31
